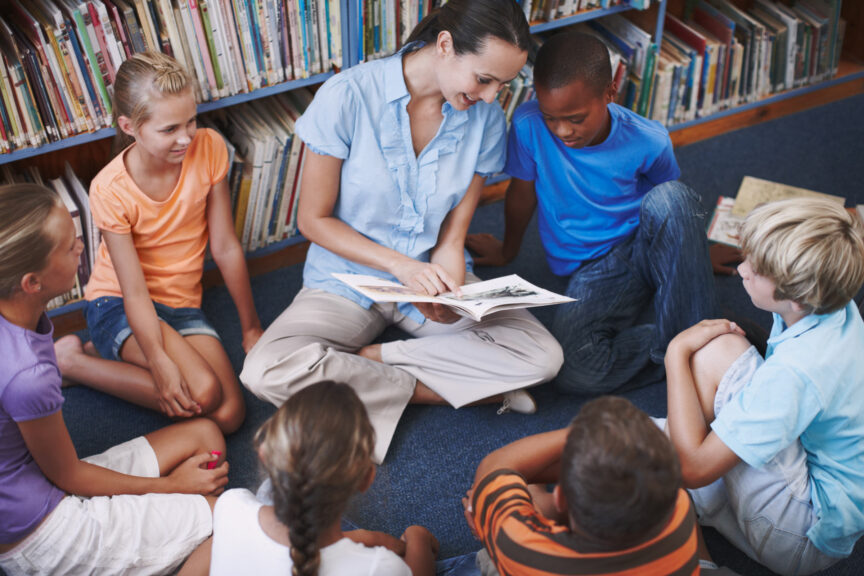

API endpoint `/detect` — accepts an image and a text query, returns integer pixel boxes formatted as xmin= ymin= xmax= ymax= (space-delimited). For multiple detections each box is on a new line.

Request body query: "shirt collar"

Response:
xmin=384 ymin=50 xmax=410 ymax=103
xmin=768 ymin=306 xmax=844 ymax=348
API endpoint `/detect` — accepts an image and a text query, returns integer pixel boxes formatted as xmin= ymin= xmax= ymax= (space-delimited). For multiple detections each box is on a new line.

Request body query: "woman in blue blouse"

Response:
xmin=241 ymin=0 xmax=563 ymax=463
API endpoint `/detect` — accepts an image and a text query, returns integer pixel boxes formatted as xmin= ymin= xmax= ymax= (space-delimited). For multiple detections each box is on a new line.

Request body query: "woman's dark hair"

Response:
xmin=255 ymin=382 xmax=376 ymax=576
xmin=406 ymin=0 xmax=531 ymax=55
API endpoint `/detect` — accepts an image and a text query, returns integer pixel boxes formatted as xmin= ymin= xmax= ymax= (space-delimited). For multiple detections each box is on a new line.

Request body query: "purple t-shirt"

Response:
xmin=0 ymin=313 xmax=65 ymax=544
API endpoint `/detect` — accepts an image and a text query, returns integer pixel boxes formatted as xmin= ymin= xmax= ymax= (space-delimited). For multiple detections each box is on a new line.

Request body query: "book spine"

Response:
xmin=187 ymin=0 xmax=219 ymax=94
xmin=199 ymin=0 xmax=226 ymax=95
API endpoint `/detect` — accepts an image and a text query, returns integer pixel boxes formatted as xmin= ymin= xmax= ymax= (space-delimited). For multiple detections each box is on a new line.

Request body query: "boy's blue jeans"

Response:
xmin=552 ymin=181 xmax=716 ymax=395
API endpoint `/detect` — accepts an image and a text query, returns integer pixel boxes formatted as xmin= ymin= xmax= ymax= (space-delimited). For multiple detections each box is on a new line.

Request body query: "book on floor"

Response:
xmin=332 ymin=273 xmax=575 ymax=322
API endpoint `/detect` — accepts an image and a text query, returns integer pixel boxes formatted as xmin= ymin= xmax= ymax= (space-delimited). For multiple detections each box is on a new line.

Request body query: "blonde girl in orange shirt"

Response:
xmin=56 ymin=52 xmax=262 ymax=434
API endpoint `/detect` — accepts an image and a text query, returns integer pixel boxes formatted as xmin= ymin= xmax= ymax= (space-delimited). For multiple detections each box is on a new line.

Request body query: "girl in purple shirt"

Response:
xmin=0 ymin=184 xmax=226 ymax=575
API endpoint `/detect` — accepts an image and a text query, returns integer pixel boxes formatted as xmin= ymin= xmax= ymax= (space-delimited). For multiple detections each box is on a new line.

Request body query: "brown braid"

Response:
xmin=255 ymin=382 xmax=376 ymax=576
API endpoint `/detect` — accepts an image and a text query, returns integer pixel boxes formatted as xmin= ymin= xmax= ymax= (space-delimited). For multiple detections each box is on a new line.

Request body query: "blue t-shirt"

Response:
xmin=505 ymin=101 xmax=680 ymax=276
xmin=0 ymin=313 xmax=65 ymax=544
xmin=295 ymin=50 xmax=507 ymax=324
xmin=712 ymin=301 xmax=864 ymax=557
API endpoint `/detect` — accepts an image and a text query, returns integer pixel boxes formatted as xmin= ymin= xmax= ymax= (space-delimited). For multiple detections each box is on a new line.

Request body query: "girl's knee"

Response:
xmin=208 ymin=394 xmax=246 ymax=435
xmin=186 ymin=418 xmax=226 ymax=453
xmin=191 ymin=371 xmax=224 ymax=414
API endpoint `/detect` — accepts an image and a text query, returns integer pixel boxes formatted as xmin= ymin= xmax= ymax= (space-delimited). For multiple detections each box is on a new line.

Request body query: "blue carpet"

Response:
xmin=60 ymin=94 xmax=864 ymax=575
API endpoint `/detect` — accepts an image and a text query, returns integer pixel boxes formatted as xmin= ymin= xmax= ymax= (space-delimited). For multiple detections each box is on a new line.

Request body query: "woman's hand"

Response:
xmin=166 ymin=452 xmax=229 ymax=496
xmin=150 ymin=352 xmax=200 ymax=418
xmin=391 ymin=259 xmax=462 ymax=297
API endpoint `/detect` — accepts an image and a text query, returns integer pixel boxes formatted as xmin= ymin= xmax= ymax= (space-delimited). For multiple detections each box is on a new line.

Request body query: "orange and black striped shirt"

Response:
xmin=471 ymin=470 xmax=699 ymax=576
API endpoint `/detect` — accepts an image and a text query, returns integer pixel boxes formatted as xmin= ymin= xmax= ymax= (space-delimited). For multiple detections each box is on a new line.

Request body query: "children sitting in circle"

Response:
xmin=11 ymin=4 xmax=863 ymax=574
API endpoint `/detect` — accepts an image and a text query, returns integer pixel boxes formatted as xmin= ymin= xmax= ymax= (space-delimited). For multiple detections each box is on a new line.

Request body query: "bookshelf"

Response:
xmin=1 ymin=0 xmax=861 ymax=335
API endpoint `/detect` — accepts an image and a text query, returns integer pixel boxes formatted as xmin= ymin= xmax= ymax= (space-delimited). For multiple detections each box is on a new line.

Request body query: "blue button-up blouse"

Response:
xmin=295 ymin=48 xmax=507 ymax=323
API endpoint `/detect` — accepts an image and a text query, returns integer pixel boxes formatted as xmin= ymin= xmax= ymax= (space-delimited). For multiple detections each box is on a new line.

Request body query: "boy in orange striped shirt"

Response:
xmin=464 ymin=396 xmax=700 ymax=575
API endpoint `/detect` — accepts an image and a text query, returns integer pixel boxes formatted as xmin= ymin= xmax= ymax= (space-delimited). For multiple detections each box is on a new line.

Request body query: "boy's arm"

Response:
xmin=665 ymin=320 xmax=744 ymax=488
xmin=473 ymin=427 xmax=568 ymax=488
xmin=466 ymin=177 xmax=537 ymax=266
xmin=207 ymin=178 xmax=263 ymax=352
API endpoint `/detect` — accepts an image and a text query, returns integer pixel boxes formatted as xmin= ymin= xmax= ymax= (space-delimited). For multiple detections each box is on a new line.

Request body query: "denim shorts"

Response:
xmin=85 ymin=296 xmax=220 ymax=361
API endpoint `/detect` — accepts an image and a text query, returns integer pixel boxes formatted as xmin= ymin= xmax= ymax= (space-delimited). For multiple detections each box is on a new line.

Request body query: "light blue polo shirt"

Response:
xmin=712 ymin=301 xmax=864 ymax=557
xmin=295 ymin=49 xmax=507 ymax=324
xmin=505 ymin=100 xmax=680 ymax=276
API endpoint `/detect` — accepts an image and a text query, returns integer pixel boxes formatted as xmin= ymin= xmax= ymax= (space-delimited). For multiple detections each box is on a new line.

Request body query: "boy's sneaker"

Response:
xmin=497 ymin=390 xmax=537 ymax=415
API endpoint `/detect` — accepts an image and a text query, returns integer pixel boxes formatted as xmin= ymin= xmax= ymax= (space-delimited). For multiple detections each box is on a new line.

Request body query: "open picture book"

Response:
xmin=333 ymin=273 xmax=575 ymax=321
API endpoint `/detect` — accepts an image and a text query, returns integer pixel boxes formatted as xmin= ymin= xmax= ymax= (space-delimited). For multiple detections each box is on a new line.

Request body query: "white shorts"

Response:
xmin=0 ymin=436 xmax=212 ymax=576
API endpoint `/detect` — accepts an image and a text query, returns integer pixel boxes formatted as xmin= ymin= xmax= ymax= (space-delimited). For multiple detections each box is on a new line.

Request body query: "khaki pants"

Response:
xmin=240 ymin=283 xmax=563 ymax=462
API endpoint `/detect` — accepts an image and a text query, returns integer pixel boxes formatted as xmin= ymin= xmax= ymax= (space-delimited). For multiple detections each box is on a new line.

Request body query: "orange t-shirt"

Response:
xmin=85 ymin=128 xmax=229 ymax=309
xmin=472 ymin=470 xmax=700 ymax=576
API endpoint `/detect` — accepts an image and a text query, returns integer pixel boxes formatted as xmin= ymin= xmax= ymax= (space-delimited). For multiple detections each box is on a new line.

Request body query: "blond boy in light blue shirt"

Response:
xmin=663 ymin=198 xmax=864 ymax=575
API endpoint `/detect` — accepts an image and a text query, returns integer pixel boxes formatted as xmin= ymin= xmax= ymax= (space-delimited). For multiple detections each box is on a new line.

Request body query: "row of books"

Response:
xmin=0 ymin=0 xmax=342 ymax=155
xmin=0 ymin=162 xmax=98 ymax=310
xmin=205 ymin=88 xmax=313 ymax=253
xmin=502 ymin=0 xmax=845 ymax=130
xmin=656 ymin=0 xmax=844 ymax=126
xmin=522 ymin=0 xmax=656 ymax=25
xmin=358 ymin=0 xmax=441 ymax=62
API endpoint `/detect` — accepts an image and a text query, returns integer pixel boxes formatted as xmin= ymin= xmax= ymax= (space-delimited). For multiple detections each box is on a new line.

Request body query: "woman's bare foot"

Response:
xmin=54 ymin=334 xmax=85 ymax=387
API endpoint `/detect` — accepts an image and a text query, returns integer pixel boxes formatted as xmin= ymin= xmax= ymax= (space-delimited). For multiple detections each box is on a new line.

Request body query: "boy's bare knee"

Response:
xmin=691 ymin=334 xmax=751 ymax=418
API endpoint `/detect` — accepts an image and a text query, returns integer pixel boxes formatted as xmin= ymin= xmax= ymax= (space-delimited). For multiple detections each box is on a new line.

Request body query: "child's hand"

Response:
xmin=466 ymin=233 xmax=510 ymax=267
xmin=668 ymin=319 xmax=746 ymax=357
xmin=709 ymin=244 xmax=743 ymax=276
xmin=414 ymin=302 xmax=461 ymax=324
xmin=391 ymin=259 xmax=461 ymax=298
xmin=345 ymin=529 xmax=406 ymax=555
xmin=462 ymin=488 xmax=480 ymax=540
xmin=167 ymin=452 xmax=229 ymax=496
xmin=151 ymin=354 xmax=200 ymax=418
xmin=242 ymin=326 xmax=263 ymax=353
xmin=401 ymin=525 xmax=440 ymax=558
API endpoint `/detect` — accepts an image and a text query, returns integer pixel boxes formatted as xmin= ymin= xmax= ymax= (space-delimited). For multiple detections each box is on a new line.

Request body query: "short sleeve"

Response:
xmin=471 ymin=469 xmax=535 ymax=541
xmin=712 ymin=362 xmax=822 ymax=468
xmin=2 ymin=364 xmax=64 ymax=422
xmin=644 ymin=133 xmax=681 ymax=185
xmin=295 ymin=74 xmax=356 ymax=159
xmin=202 ymin=128 xmax=230 ymax=185
xmin=89 ymin=179 xmax=133 ymax=235
xmin=503 ymin=108 xmax=538 ymax=182
xmin=475 ymin=107 xmax=507 ymax=177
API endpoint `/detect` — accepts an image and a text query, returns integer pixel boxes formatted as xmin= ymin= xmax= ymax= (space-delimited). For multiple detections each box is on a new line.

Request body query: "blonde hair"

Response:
xmin=0 ymin=184 xmax=64 ymax=298
xmin=255 ymin=382 xmax=375 ymax=576
xmin=113 ymin=51 xmax=194 ymax=151
xmin=740 ymin=198 xmax=864 ymax=314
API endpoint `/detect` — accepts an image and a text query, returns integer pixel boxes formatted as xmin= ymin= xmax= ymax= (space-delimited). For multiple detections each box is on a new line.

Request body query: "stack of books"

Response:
xmin=523 ymin=0 xmax=657 ymax=25
xmin=0 ymin=0 xmax=343 ymax=155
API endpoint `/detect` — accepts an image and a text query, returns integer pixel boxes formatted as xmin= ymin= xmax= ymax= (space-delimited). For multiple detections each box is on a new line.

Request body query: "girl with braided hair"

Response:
xmin=54 ymin=51 xmax=261 ymax=434
xmin=210 ymin=381 xmax=438 ymax=575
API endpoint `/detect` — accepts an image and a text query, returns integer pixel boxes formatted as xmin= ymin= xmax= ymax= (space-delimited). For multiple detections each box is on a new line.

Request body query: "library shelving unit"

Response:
xmin=2 ymin=0 xmax=862 ymax=336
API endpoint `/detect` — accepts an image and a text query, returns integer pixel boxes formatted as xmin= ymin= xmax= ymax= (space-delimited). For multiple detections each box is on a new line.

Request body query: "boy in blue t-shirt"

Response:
xmin=468 ymin=31 xmax=714 ymax=394
xmin=665 ymin=198 xmax=864 ymax=575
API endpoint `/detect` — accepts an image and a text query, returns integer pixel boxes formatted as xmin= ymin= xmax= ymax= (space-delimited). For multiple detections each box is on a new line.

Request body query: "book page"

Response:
xmin=731 ymin=176 xmax=845 ymax=217
xmin=707 ymin=196 xmax=744 ymax=248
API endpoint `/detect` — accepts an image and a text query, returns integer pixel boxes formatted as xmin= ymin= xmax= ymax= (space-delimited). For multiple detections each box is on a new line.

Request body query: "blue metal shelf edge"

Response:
xmin=669 ymin=69 xmax=864 ymax=132
xmin=530 ymin=5 xmax=634 ymax=34
xmin=0 ymin=72 xmax=335 ymax=166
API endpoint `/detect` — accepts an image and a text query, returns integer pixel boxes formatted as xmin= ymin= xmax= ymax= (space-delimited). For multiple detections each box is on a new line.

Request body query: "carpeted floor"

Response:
xmin=60 ymin=94 xmax=864 ymax=575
